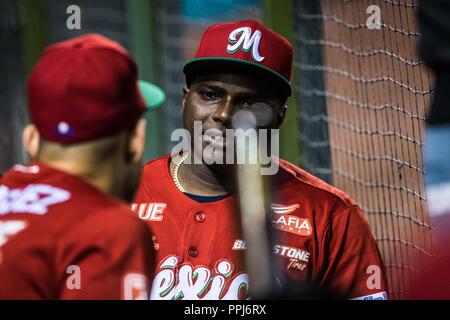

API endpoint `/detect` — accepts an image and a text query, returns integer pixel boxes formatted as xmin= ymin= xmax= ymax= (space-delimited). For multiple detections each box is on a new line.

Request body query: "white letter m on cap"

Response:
xmin=227 ymin=27 xmax=265 ymax=62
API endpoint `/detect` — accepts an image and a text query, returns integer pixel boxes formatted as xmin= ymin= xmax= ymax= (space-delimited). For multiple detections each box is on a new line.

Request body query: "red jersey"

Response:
xmin=408 ymin=249 xmax=450 ymax=299
xmin=408 ymin=213 xmax=450 ymax=299
xmin=133 ymin=155 xmax=388 ymax=300
xmin=0 ymin=163 xmax=154 ymax=300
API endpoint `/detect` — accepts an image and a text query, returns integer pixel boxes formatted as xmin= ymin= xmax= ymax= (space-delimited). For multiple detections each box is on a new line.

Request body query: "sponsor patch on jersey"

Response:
xmin=131 ymin=203 xmax=167 ymax=222
xmin=273 ymin=244 xmax=310 ymax=263
xmin=232 ymin=241 xmax=309 ymax=271
xmin=123 ymin=273 xmax=149 ymax=300
xmin=271 ymin=203 xmax=311 ymax=237
xmin=232 ymin=239 xmax=247 ymax=250
xmin=273 ymin=244 xmax=309 ymax=272
xmin=351 ymin=291 xmax=388 ymax=300
xmin=271 ymin=203 xmax=300 ymax=215
xmin=272 ymin=213 xmax=312 ymax=237
xmin=286 ymin=259 xmax=307 ymax=272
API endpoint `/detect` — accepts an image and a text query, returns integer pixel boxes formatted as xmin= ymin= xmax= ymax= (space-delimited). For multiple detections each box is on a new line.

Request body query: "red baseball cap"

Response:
xmin=183 ymin=20 xmax=293 ymax=97
xmin=28 ymin=34 xmax=165 ymax=144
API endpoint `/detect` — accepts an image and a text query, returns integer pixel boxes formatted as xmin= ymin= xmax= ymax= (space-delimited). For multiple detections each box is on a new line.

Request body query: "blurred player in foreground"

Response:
xmin=133 ymin=20 xmax=388 ymax=300
xmin=408 ymin=0 xmax=450 ymax=299
xmin=0 ymin=34 xmax=165 ymax=299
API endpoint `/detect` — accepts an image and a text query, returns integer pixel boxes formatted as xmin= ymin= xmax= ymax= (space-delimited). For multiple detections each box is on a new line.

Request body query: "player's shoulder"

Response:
xmin=137 ymin=154 xmax=172 ymax=197
xmin=277 ymin=158 xmax=357 ymax=208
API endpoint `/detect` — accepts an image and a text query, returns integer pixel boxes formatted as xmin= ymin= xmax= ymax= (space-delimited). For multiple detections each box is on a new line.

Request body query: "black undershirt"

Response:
xmin=184 ymin=192 xmax=229 ymax=203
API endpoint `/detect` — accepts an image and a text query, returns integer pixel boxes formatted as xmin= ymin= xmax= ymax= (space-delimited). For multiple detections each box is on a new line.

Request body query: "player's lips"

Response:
xmin=203 ymin=135 xmax=225 ymax=148
xmin=202 ymin=128 xmax=227 ymax=148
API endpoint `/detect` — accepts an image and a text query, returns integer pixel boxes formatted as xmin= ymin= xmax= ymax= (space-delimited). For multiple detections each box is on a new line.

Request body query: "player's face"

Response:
xmin=183 ymin=72 xmax=285 ymax=165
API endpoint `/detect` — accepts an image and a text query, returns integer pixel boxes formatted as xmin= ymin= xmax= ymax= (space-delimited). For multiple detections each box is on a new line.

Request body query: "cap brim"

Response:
xmin=138 ymin=80 xmax=166 ymax=110
xmin=183 ymin=57 xmax=292 ymax=97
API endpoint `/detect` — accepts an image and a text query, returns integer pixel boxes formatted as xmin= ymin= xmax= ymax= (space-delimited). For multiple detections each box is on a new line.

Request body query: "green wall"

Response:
xmin=263 ymin=0 xmax=300 ymax=165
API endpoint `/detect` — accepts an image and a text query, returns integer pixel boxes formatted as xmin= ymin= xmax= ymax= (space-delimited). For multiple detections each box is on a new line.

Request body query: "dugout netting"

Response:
xmin=294 ymin=0 xmax=435 ymax=299
xmin=0 ymin=0 xmax=27 ymax=173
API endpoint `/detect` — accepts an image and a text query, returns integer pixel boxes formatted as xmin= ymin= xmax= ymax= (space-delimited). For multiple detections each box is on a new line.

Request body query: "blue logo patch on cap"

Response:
xmin=55 ymin=121 xmax=76 ymax=137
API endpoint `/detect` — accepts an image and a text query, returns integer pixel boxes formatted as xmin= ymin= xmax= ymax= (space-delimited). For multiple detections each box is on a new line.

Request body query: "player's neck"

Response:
xmin=175 ymin=160 xmax=235 ymax=197
xmin=40 ymin=159 xmax=118 ymax=197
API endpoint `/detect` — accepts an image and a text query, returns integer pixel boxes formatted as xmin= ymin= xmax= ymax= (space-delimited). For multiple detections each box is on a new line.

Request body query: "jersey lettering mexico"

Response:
xmin=133 ymin=155 xmax=388 ymax=300
xmin=0 ymin=163 xmax=154 ymax=300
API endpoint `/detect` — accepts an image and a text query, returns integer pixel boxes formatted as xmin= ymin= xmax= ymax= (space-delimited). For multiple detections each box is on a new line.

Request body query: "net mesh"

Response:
xmin=0 ymin=0 xmax=27 ymax=172
xmin=295 ymin=0 xmax=435 ymax=299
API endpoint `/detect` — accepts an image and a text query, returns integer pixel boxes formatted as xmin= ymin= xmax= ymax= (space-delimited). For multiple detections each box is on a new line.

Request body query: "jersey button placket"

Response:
xmin=195 ymin=212 xmax=206 ymax=223
xmin=188 ymin=246 xmax=199 ymax=258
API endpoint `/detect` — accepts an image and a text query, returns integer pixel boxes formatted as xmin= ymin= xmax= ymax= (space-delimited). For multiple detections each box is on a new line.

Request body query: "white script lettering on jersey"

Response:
xmin=150 ymin=255 xmax=249 ymax=300
xmin=0 ymin=220 xmax=27 ymax=247
xmin=0 ymin=184 xmax=71 ymax=215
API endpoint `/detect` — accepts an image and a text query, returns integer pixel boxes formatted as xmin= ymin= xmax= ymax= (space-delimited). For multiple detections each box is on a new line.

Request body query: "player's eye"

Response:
xmin=200 ymin=90 xmax=219 ymax=102
xmin=240 ymin=99 xmax=256 ymax=108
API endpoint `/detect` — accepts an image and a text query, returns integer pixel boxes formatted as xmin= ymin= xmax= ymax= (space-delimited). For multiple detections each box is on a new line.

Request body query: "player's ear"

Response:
xmin=182 ymin=86 xmax=189 ymax=111
xmin=276 ymin=105 xmax=288 ymax=128
xmin=23 ymin=124 xmax=40 ymax=159
xmin=127 ymin=118 xmax=147 ymax=163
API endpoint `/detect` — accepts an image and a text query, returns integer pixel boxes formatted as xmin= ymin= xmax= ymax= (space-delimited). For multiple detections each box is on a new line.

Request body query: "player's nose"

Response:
xmin=212 ymin=97 xmax=233 ymax=127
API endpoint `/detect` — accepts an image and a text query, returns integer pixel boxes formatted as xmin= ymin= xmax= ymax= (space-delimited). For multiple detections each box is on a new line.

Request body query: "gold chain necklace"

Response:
xmin=172 ymin=152 xmax=189 ymax=193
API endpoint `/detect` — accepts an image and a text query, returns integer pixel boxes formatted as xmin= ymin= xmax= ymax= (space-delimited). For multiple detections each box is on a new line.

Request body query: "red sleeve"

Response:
xmin=57 ymin=213 xmax=154 ymax=300
xmin=318 ymin=206 xmax=388 ymax=300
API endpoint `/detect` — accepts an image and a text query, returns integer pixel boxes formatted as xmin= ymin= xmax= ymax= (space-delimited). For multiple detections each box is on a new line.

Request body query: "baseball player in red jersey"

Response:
xmin=133 ymin=20 xmax=388 ymax=300
xmin=0 ymin=34 xmax=165 ymax=300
